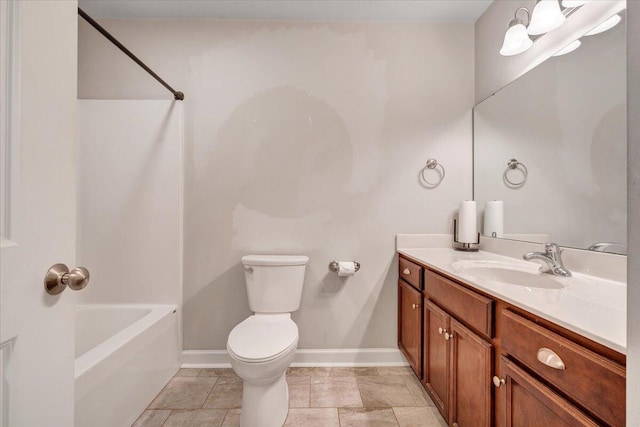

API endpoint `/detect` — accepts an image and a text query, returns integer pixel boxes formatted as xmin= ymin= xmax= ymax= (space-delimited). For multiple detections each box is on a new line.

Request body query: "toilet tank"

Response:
xmin=241 ymin=255 xmax=309 ymax=313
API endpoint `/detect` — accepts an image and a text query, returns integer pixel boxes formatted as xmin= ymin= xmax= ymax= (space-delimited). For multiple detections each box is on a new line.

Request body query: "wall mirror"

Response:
xmin=473 ymin=12 xmax=627 ymax=254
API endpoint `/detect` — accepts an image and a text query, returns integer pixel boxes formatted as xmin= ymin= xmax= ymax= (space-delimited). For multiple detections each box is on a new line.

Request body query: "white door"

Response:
xmin=0 ymin=1 xmax=78 ymax=426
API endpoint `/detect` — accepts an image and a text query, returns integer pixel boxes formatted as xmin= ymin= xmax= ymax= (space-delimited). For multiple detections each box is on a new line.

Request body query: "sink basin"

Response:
xmin=451 ymin=260 xmax=565 ymax=289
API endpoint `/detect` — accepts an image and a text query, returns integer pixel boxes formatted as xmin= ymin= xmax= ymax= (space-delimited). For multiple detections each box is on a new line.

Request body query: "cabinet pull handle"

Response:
xmin=403 ymin=268 xmax=411 ymax=275
xmin=536 ymin=348 xmax=566 ymax=370
xmin=444 ymin=332 xmax=454 ymax=341
xmin=412 ymin=303 xmax=420 ymax=310
xmin=492 ymin=376 xmax=505 ymax=388
xmin=438 ymin=327 xmax=445 ymax=335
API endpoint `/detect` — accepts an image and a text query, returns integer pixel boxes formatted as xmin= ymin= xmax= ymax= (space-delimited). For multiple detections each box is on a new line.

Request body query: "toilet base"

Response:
xmin=239 ymin=373 xmax=289 ymax=427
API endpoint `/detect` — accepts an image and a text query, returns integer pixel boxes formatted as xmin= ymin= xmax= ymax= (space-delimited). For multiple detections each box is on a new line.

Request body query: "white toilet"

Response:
xmin=227 ymin=254 xmax=309 ymax=427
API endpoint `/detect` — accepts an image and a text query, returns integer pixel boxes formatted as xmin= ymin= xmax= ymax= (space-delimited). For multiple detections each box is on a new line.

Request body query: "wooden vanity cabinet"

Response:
xmin=398 ymin=280 xmax=422 ymax=377
xmin=398 ymin=258 xmax=424 ymax=378
xmin=423 ymin=299 xmax=450 ymax=418
xmin=497 ymin=356 xmax=600 ymax=427
xmin=499 ymin=309 xmax=625 ymax=427
xmin=422 ymin=271 xmax=493 ymax=427
xmin=397 ymin=254 xmax=626 ymax=427
xmin=449 ymin=319 xmax=492 ymax=427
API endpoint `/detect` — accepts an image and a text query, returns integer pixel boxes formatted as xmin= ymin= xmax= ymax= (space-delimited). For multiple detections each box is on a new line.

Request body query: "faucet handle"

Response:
xmin=544 ymin=243 xmax=562 ymax=255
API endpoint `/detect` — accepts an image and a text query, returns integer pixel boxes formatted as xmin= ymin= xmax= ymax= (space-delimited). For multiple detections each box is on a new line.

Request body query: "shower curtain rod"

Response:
xmin=78 ymin=7 xmax=185 ymax=101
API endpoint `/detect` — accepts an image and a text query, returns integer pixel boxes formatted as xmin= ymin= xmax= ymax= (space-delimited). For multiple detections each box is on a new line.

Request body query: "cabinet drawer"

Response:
xmin=501 ymin=309 xmax=625 ymax=427
xmin=399 ymin=257 xmax=423 ymax=290
xmin=498 ymin=356 xmax=599 ymax=427
xmin=424 ymin=270 xmax=493 ymax=337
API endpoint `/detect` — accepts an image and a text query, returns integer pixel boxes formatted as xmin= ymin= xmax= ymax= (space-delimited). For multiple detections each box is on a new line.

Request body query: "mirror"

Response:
xmin=473 ymin=12 xmax=627 ymax=254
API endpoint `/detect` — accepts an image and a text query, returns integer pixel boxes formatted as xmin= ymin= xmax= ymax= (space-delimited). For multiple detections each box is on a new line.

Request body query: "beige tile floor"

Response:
xmin=133 ymin=367 xmax=447 ymax=427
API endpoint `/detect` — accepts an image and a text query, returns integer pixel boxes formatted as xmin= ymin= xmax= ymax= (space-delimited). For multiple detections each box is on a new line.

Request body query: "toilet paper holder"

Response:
xmin=328 ymin=261 xmax=361 ymax=273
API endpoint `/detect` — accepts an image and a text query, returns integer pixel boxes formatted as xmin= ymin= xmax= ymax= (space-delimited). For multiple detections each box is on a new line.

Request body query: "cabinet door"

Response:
xmin=449 ymin=319 xmax=492 ymax=427
xmin=398 ymin=280 xmax=422 ymax=377
xmin=497 ymin=356 xmax=599 ymax=427
xmin=423 ymin=299 xmax=450 ymax=420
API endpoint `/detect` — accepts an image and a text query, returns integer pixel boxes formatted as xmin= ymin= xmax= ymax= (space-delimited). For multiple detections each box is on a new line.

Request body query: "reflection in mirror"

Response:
xmin=474 ymin=12 xmax=626 ymax=254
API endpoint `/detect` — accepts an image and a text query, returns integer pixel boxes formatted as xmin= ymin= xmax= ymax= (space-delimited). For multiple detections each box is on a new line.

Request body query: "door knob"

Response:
xmin=44 ymin=263 xmax=90 ymax=295
xmin=493 ymin=376 xmax=505 ymax=387
xmin=412 ymin=303 xmax=420 ymax=310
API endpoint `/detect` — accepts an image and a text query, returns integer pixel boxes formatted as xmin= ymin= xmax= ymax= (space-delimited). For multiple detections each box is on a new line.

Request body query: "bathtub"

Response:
xmin=74 ymin=304 xmax=180 ymax=427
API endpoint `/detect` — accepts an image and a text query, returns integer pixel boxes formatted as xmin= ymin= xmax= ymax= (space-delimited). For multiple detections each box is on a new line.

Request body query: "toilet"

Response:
xmin=227 ymin=254 xmax=309 ymax=427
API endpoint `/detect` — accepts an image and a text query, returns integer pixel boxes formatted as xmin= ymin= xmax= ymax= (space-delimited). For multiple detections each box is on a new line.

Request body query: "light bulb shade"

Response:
xmin=500 ymin=23 xmax=533 ymax=56
xmin=552 ymin=39 xmax=581 ymax=56
xmin=584 ymin=14 xmax=621 ymax=36
xmin=561 ymin=0 xmax=589 ymax=7
xmin=528 ymin=0 xmax=566 ymax=35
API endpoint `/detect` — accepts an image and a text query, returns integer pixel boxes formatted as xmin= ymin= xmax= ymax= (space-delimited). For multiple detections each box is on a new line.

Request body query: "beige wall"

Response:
xmin=627 ymin=0 xmax=639 ymax=423
xmin=475 ymin=0 xmax=626 ymax=102
xmin=78 ymin=20 xmax=474 ymax=350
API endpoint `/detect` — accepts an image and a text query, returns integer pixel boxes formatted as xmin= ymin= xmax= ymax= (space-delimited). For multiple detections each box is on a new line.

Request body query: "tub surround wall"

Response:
xmin=475 ymin=0 xmax=626 ymax=102
xmin=77 ymin=100 xmax=183 ymax=305
xmin=78 ymin=20 xmax=475 ymax=353
xmin=628 ymin=0 xmax=640 ymax=422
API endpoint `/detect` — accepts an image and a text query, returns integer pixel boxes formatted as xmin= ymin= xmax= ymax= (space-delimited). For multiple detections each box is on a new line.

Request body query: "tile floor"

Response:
xmin=133 ymin=367 xmax=447 ymax=427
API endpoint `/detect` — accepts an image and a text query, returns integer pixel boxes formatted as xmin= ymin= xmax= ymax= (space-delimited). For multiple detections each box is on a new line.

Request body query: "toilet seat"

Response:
xmin=227 ymin=314 xmax=298 ymax=363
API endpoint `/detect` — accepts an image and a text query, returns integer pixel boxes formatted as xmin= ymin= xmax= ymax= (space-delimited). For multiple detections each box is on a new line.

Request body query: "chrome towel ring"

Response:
xmin=421 ymin=159 xmax=445 ymax=187
xmin=504 ymin=158 xmax=528 ymax=187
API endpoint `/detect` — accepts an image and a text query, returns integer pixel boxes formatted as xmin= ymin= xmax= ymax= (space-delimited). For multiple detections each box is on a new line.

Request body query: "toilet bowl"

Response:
xmin=227 ymin=255 xmax=308 ymax=427
xmin=228 ymin=314 xmax=298 ymax=427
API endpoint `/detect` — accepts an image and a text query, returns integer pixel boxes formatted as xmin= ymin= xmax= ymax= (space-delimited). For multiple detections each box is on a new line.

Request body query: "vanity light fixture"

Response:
xmin=552 ymin=39 xmax=581 ymax=56
xmin=584 ymin=14 xmax=622 ymax=36
xmin=528 ymin=0 xmax=566 ymax=35
xmin=561 ymin=0 xmax=589 ymax=7
xmin=500 ymin=8 xmax=533 ymax=56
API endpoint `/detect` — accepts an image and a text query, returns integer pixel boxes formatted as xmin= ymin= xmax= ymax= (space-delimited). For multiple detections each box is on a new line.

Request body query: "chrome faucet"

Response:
xmin=587 ymin=242 xmax=627 ymax=254
xmin=523 ymin=243 xmax=572 ymax=277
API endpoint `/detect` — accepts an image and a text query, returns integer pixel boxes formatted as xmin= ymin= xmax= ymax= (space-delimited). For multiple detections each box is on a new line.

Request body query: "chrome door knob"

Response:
xmin=44 ymin=264 xmax=90 ymax=295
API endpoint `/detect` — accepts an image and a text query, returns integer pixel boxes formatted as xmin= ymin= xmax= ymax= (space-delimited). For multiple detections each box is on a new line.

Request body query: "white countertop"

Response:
xmin=398 ymin=248 xmax=627 ymax=354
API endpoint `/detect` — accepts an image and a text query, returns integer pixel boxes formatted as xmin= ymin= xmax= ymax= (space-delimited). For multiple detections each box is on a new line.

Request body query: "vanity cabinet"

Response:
xmin=398 ymin=258 xmax=424 ymax=378
xmin=422 ymin=271 xmax=493 ymax=427
xmin=449 ymin=319 xmax=492 ymax=427
xmin=423 ymin=299 xmax=450 ymax=418
xmin=499 ymin=309 xmax=625 ymax=427
xmin=396 ymin=253 xmax=626 ymax=427
xmin=398 ymin=280 xmax=422 ymax=377
xmin=497 ymin=356 xmax=600 ymax=427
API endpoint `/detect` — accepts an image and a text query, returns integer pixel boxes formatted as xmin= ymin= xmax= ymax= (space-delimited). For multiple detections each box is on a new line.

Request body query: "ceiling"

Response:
xmin=78 ymin=0 xmax=493 ymax=23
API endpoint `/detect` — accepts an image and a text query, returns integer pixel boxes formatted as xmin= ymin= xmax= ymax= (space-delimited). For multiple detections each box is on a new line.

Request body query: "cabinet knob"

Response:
xmin=438 ymin=327 xmax=444 ymax=335
xmin=444 ymin=332 xmax=454 ymax=341
xmin=403 ymin=268 xmax=411 ymax=275
xmin=536 ymin=348 xmax=566 ymax=370
xmin=411 ymin=303 xmax=420 ymax=310
xmin=492 ymin=376 xmax=505 ymax=388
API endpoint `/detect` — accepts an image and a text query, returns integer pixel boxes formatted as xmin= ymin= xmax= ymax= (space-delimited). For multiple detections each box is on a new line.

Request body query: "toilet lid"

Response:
xmin=227 ymin=315 xmax=298 ymax=362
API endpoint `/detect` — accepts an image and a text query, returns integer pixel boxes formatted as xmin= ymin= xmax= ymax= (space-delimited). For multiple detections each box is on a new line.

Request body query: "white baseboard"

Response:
xmin=182 ymin=348 xmax=409 ymax=368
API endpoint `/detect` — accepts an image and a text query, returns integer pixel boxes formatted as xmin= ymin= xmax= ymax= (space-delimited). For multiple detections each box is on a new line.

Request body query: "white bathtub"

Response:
xmin=74 ymin=304 xmax=180 ymax=427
